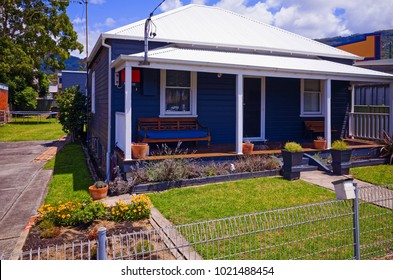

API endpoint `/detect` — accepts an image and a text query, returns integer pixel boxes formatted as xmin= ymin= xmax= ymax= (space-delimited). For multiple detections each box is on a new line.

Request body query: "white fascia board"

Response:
xmin=112 ymin=55 xmax=393 ymax=84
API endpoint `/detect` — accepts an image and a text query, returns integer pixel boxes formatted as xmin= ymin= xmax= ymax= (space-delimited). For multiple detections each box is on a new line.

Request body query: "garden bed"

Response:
xmin=133 ymin=169 xmax=280 ymax=193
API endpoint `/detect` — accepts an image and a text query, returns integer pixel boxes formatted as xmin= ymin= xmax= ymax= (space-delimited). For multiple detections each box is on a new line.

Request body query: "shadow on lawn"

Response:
xmin=49 ymin=141 xmax=93 ymax=200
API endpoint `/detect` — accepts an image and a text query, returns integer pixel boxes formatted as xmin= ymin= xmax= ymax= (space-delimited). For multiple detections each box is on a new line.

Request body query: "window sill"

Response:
xmin=159 ymin=114 xmax=198 ymax=118
xmin=300 ymin=114 xmax=323 ymax=118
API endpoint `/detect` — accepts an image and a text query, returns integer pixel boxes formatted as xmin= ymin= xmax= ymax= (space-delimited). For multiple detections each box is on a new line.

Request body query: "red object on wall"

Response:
xmin=120 ymin=69 xmax=141 ymax=83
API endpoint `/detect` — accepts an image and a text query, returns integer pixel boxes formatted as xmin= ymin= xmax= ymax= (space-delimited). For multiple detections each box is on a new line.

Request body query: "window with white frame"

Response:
xmin=91 ymin=71 xmax=96 ymax=113
xmin=301 ymin=79 xmax=322 ymax=116
xmin=160 ymin=70 xmax=197 ymax=116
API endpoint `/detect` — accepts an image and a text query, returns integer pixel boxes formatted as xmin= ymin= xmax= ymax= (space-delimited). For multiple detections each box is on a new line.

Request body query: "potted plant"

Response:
xmin=242 ymin=140 xmax=254 ymax=154
xmin=330 ymin=140 xmax=352 ymax=175
xmin=281 ymin=142 xmax=304 ymax=180
xmin=313 ymin=136 xmax=327 ymax=150
xmin=131 ymin=142 xmax=149 ymax=159
xmin=88 ymin=180 xmax=108 ymax=200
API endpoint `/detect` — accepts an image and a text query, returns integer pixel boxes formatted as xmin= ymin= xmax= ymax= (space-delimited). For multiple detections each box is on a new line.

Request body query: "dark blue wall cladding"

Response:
xmin=62 ymin=72 xmax=87 ymax=94
xmin=197 ymin=72 xmax=236 ymax=144
xmin=331 ymin=80 xmax=351 ymax=139
xmin=110 ymin=39 xmax=168 ymax=60
xmin=265 ymin=77 xmax=303 ymax=142
xmin=111 ymin=68 xmax=161 ymax=147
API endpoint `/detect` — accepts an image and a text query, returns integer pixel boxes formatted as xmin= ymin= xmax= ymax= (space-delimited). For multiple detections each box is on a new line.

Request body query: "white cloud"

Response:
xmin=214 ymin=0 xmax=275 ymax=24
xmin=71 ymin=16 xmax=116 ymax=58
xmin=191 ymin=0 xmax=208 ymax=4
xmin=160 ymin=0 xmax=183 ymax=12
xmin=89 ymin=0 xmax=105 ymax=4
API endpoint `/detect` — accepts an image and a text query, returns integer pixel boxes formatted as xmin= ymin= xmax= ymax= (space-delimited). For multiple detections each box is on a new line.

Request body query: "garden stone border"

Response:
xmin=132 ymin=169 xmax=280 ymax=193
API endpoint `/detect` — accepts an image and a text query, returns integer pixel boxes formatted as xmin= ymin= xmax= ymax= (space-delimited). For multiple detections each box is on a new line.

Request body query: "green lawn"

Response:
xmin=148 ymin=177 xmax=336 ymax=224
xmin=44 ymin=142 xmax=93 ymax=204
xmin=148 ymin=177 xmax=393 ymax=260
xmin=0 ymin=117 xmax=64 ymax=141
xmin=351 ymin=165 xmax=393 ymax=188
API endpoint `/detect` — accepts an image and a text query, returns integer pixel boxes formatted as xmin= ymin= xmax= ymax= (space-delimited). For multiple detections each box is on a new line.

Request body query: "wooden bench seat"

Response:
xmin=304 ymin=120 xmax=337 ymax=137
xmin=138 ymin=117 xmax=211 ymax=146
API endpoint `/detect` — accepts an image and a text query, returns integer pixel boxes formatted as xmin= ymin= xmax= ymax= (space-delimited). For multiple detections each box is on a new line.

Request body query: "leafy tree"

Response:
xmin=0 ymin=0 xmax=83 ymax=109
xmin=57 ymin=86 xmax=86 ymax=142
xmin=14 ymin=87 xmax=38 ymax=110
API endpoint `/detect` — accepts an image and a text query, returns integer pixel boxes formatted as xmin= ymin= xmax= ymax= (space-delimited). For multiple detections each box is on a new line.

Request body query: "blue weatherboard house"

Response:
xmin=87 ymin=4 xmax=393 ymax=180
xmin=59 ymin=70 xmax=87 ymax=95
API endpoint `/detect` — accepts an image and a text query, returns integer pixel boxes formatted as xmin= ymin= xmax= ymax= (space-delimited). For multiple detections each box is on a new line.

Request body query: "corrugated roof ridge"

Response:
xmin=106 ymin=5 xmax=197 ymax=35
xmin=209 ymin=5 xmax=354 ymax=57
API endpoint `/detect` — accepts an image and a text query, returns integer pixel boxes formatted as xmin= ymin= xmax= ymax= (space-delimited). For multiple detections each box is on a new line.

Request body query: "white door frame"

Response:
xmin=243 ymin=76 xmax=266 ymax=142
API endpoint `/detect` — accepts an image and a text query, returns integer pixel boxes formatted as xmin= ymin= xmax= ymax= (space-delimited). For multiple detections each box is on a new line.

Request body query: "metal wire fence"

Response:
xmin=3 ymin=184 xmax=393 ymax=260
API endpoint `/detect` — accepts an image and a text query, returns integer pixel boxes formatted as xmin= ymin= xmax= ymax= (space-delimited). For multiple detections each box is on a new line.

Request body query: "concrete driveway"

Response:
xmin=0 ymin=140 xmax=56 ymax=258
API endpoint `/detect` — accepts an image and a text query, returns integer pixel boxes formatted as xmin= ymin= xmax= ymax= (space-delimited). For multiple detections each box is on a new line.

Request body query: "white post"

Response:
xmin=124 ymin=66 xmax=132 ymax=160
xmin=324 ymin=79 xmax=332 ymax=148
xmin=389 ymin=83 xmax=393 ymax=135
xmin=236 ymin=74 xmax=244 ymax=154
xmin=349 ymin=84 xmax=355 ymax=138
xmin=261 ymin=77 xmax=266 ymax=140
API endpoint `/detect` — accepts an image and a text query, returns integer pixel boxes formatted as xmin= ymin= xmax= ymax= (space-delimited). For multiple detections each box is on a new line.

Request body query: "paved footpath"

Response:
xmin=301 ymin=170 xmax=393 ymax=210
xmin=0 ymin=137 xmax=67 ymax=259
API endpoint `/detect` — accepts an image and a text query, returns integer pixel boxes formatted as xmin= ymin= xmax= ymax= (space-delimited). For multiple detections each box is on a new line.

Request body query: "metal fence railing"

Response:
xmin=2 ymin=184 xmax=392 ymax=260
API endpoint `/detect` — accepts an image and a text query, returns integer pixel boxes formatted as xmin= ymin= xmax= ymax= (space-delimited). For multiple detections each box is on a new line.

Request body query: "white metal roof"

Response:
xmin=112 ymin=47 xmax=393 ymax=83
xmin=105 ymin=4 xmax=360 ymax=61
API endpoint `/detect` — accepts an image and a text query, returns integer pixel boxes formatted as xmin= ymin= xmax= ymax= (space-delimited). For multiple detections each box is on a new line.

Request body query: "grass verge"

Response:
xmin=44 ymin=142 xmax=93 ymax=204
xmin=0 ymin=117 xmax=64 ymax=141
xmin=351 ymin=165 xmax=393 ymax=188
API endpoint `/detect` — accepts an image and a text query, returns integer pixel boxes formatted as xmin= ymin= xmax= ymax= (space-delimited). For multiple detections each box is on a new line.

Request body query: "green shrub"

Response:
xmin=57 ymin=85 xmax=87 ymax=142
xmin=284 ymin=142 xmax=303 ymax=152
xmin=93 ymin=181 xmax=107 ymax=189
xmin=73 ymin=202 xmax=107 ymax=224
xmin=38 ymin=219 xmax=55 ymax=230
xmin=380 ymin=130 xmax=393 ymax=164
xmin=38 ymin=200 xmax=107 ymax=226
xmin=136 ymin=240 xmax=154 ymax=253
xmin=331 ymin=140 xmax=348 ymax=150
xmin=40 ymin=227 xmax=61 ymax=239
xmin=108 ymin=195 xmax=152 ymax=222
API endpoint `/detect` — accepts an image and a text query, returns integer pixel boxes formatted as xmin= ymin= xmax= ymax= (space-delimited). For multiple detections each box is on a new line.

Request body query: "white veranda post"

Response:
xmin=236 ymin=74 xmax=244 ymax=154
xmin=124 ymin=66 xmax=132 ymax=160
xmin=324 ymin=79 xmax=332 ymax=148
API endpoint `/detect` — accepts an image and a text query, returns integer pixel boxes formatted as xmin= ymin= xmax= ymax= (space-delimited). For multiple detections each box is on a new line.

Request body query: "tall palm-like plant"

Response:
xmin=380 ymin=130 xmax=393 ymax=164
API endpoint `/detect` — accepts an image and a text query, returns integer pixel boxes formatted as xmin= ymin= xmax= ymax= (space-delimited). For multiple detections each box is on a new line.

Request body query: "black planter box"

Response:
xmin=331 ymin=149 xmax=352 ymax=175
xmin=281 ymin=150 xmax=304 ymax=180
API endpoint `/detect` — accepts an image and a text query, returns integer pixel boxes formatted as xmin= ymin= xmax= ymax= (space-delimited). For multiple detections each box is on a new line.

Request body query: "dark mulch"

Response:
xmin=22 ymin=219 xmax=152 ymax=251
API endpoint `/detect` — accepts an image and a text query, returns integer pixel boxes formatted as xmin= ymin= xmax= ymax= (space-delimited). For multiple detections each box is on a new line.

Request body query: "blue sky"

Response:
xmin=66 ymin=0 xmax=393 ymax=58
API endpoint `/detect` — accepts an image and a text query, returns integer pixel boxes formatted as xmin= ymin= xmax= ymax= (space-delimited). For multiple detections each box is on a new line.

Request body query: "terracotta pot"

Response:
xmin=88 ymin=185 xmax=108 ymax=200
xmin=132 ymin=143 xmax=148 ymax=159
xmin=313 ymin=140 xmax=327 ymax=150
xmin=242 ymin=143 xmax=254 ymax=154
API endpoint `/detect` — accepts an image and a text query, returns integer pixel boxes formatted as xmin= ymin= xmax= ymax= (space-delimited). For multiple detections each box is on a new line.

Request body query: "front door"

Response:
xmin=243 ymin=78 xmax=261 ymax=138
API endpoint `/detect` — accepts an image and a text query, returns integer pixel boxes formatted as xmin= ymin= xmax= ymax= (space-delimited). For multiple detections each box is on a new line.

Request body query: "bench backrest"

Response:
xmin=304 ymin=121 xmax=324 ymax=130
xmin=138 ymin=118 xmax=199 ymax=131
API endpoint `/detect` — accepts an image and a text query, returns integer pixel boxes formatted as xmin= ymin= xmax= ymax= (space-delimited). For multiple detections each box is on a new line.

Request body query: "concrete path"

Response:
xmin=0 ymin=138 xmax=67 ymax=259
xmin=301 ymin=170 xmax=393 ymax=209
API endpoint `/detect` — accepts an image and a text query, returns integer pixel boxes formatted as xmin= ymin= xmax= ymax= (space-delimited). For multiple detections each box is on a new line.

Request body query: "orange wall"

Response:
xmin=337 ymin=35 xmax=378 ymax=58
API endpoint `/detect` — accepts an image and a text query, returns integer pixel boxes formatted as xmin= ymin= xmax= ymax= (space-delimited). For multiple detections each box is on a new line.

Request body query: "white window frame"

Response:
xmin=91 ymin=71 xmax=96 ymax=113
xmin=300 ymin=79 xmax=323 ymax=117
xmin=160 ymin=69 xmax=197 ymax=117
